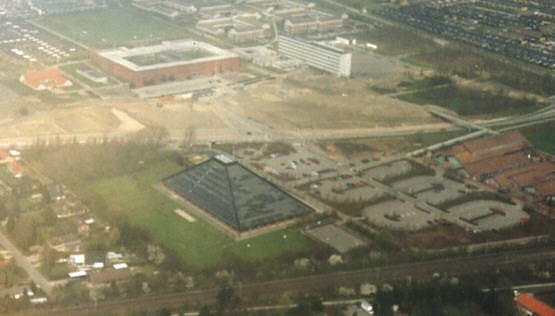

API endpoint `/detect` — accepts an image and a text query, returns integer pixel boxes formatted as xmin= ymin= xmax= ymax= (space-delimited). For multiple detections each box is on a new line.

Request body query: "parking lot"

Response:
xmin=448 ymin=200 xmax=528 ymax=232
xmin=305 ymin=224 xmax=367 ymax=253
xmin=311 ymin=177 xmax=384 ymax=204
xmin=362 ymin=199 xmax=438 ymax=231
xmin=259 ymin=146 xmax=338 ymax=181
xmin=236 ymin=146 xmax=530 ymax=234
xmin=361 ymin=160 xmax=412 ymax=181
xmin=0 ymin=21 xmax=81 ymax=65
xmin=392 ymin=175 xmax=468 ymax=205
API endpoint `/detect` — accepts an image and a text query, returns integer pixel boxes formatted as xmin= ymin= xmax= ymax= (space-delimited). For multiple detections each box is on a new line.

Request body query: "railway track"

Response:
xmin=13 ymin=246 xmax=555 ymax=316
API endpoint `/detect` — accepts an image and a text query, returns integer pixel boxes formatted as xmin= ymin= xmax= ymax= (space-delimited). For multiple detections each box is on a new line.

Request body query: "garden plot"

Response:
xmin=362 ymin=199 xmax=438 ymax=231
xmin=448 ymin=200 xmax=528 ymax=231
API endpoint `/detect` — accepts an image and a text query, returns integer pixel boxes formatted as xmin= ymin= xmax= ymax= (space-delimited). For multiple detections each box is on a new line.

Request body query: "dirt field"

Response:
xmin=226 ymin=72 xmax=440 ymax=131
xmin=0 ymin=97 xmax=230 ymax=141
xmin=0 ymin=66 xmax=448 ymax=146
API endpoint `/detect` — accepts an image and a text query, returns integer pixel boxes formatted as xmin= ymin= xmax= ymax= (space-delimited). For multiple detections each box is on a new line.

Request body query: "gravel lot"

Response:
xmin=306 ymin=224 xmax=367 ymax=253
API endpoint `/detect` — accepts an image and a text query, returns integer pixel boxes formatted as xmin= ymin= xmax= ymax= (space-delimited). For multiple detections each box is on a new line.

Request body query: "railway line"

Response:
xmin=12 ymin=246 xmax=555 ymax=316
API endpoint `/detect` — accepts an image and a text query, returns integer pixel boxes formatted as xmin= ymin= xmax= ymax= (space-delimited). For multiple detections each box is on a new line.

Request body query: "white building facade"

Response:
xmin=278 ymin=36 xmax=351 ymax=77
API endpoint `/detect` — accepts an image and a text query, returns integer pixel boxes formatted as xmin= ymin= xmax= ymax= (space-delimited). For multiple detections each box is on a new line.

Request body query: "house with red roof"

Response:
xmin=0 ymin=150 xmax=9 ymax=164
xmin=19 ymin=68 xmax=72 ymax=92
xmin=7 ymin=160 xmax=24 ymax=178
xmin=515 ymin=293 xmax=555 ymax=316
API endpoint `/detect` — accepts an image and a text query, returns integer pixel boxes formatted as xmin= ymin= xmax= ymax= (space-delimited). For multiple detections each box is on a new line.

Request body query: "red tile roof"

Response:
xmin=494 ymin=162 xmax=555 ymax=188
xmin=516 ymin=293 xmax=555 ymax=316
xmin=463 ymin=151 xmax=530 ymax=178
xmin=21 ymin=68 xmax=71 ymax=91
xmin=534 ymin=179 xmax=555 ymax=196
xmin=7 ymin=160 xmax=24 ymax=176
xmin=462 ymin=131 xmax=529 ymax=155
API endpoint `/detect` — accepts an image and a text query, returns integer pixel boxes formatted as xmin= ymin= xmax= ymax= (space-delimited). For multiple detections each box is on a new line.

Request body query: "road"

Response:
xmin=0 ymin=231 xmax=53 ymax=297
xmin=11 ymin=247 xmax=555 ymax=316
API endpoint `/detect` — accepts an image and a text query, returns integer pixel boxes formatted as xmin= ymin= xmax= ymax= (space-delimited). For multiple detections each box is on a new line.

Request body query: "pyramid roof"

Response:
xmin=163 ymin=154 xmax=312 ymax=232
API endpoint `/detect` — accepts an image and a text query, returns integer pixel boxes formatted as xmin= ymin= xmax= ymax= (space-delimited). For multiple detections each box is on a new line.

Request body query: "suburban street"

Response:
xmin=0 ymin=231 xmax=53 ymax=297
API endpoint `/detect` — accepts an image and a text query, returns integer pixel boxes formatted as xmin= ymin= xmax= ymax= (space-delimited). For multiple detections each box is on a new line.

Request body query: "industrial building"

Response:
xmin=283 ymin=14 xmax=348 ymax=35
xmin=162 ymin=154 xmax=313 ymax=238
xmin=445 ymin=131 xmax=555 ymax=218
xmin=92 ymin=40 xmax=240 ymax=87
xmin=278 ymin=36 xmax=351 ymax=77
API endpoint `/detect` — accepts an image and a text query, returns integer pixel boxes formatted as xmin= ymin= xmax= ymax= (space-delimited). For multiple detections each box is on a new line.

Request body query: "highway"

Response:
xmin=11 ymin=247 xmax=555 ymax=316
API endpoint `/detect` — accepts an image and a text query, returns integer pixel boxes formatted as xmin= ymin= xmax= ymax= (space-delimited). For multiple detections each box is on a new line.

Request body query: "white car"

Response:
xmin=360 ymin=300 xmax=374 ymax=315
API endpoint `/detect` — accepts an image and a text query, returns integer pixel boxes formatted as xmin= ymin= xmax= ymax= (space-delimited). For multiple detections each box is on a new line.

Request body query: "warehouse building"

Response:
xmin=278 ymin=35 xmax=351 ymax=77
xmin=92 ymin=40 xmax=240 ymax=87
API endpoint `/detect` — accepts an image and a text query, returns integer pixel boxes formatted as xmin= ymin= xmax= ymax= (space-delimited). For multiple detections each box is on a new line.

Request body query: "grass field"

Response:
xmin=59 ymin=63 xmax=114 ymax=87
xmin=36 ymin=7 xmax=188 ymax=48
xmin=326 ymin=129 xmax=468 ymax=157
xmin=87 ymin=156 xmax=315 ymax=268
xmin=520 ymin=122 xmax=555 ymax=155
xmin=398 ymin=85 xmax=545 ymax=117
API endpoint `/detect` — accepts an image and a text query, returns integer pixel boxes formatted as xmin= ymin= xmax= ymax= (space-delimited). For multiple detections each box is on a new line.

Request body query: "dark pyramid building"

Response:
xmin=163 ymin=154 xmax=313 ymax=233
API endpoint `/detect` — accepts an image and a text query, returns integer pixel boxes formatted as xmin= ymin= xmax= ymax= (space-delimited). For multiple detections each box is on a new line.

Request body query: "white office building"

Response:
xmin=278 ymin=36 xmax=352 ymax=77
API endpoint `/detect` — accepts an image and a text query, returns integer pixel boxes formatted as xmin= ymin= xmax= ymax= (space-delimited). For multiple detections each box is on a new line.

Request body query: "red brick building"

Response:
xmin=92 ymin=40 xmax=240 ymax=87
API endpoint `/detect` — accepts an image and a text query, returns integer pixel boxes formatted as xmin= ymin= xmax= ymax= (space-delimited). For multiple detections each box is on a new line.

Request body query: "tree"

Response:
xmin=216 ymin=287 xmax=241 ymax=315
xmin=199 ymin=304 xmax=211 ymax=316
xmin=12 ymin=216 xmax=37 ymax=250
xmin=42 ymin=243 xmax=58 ymax=269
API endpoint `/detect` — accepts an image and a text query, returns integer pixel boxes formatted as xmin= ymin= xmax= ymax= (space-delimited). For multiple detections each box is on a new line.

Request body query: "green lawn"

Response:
xmin=87 ymin=158 xmax=316 ymax=268
xmin=520 ymin=122 xmax=555 ymax=155
xmin=36 ymin=7 xmax=188 ymax=48
xmin=398 ymin=85 xmax=545 ymax=117
xmin=411 ymin=129 xmax=469 ymax=148
xmin=59 ymin=63 xmax=114 ymax=87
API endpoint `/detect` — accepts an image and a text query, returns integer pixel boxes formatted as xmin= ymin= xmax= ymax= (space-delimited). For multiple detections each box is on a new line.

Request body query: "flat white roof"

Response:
xmin=113 ymin=263 xmax=128 ymax=270
xmin=68 ymin=271 xmax=87 ymax=278
xmin=97 ymin=39 xmax=238 ymax=72
xmin=214 ymin=154 xmax=235 ymax=165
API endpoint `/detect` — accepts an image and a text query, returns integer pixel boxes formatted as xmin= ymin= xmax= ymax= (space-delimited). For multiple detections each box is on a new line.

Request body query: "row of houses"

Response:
xmin=132 ymin=0 xmax=197 ymax=20
xmin=195 ymin=15 xmax=272 ymax=43
xmin=283 ymin=14 xmax=348 ymax=35
xmin=67 ymin=251 xmax=131 ymax=285
xmin=444 ymin=131 xmax=555 ymax=217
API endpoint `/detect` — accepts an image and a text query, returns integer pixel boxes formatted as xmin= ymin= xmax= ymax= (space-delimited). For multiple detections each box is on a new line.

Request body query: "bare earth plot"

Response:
xmin=0 ymin=97 xmax=233 ymax=146
xmin=225 ymin=73 xmax=445 ymax=135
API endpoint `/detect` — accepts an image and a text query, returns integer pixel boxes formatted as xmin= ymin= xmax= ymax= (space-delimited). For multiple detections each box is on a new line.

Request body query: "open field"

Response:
xmin=35 ymin=7 xmax=187 ymax=48
xmin=398 ymin=85 xmax=546 ymax=117
xmin=354 ymin=24 xmax=438 ymax=56
xmin=317 ymin=129 xmax=468 ymax=159
xmin=227 ymin=73 xmax=442 ymax=132
xmin=0 ymin=98 xmax=232 ymax=146
xmin=520 ymin=121 xmax=555 ymax=155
